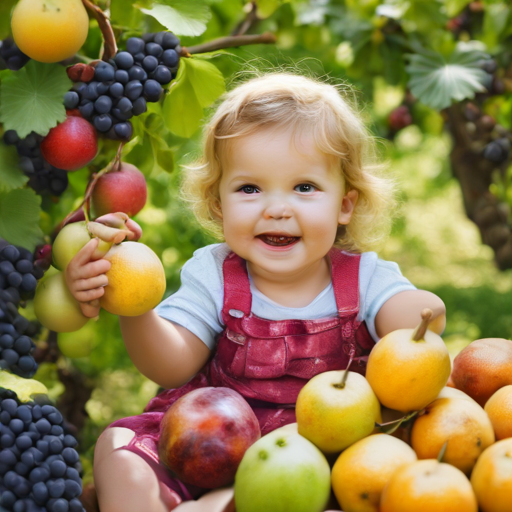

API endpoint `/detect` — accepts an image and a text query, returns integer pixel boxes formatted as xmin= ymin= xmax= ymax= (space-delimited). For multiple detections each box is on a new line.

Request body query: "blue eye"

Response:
xmin=295 ymin=184 xmax=316 ymax=193
xmin=240 ymin=185 xmax=258 ymax=194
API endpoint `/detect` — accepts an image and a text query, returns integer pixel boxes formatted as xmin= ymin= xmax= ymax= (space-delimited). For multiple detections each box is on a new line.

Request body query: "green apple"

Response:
xmin=34 ymin=271 xmax=89 ymax=333
xmin=234 ymin=428 xmax=331 ymax=512
xmin=52 ymin=221 xmax=111 ymax=271
xmin=58 ymin=321 xmax=97 ymax=358
xmin=296 ymin=370 xmax=381 ymax=454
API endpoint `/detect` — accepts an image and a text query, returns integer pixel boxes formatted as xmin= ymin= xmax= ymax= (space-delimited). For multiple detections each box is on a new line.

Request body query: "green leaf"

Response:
xmin=0 ymin=371 xmax=48 ymax=403
xmin=444 ymin=0 xmax=471 ymax=17
xmin=0 ymin=61 xmax=72 ymax=138
xmin=187 ymin=57 xmax=226 ymax=108
xmin=136 ymin=0 xmax=211 ymax=36
xmin=121 ymin=135 xmax=142 ymax=159
xmin=162 ymin=58 xmax=225 ymax=137
xmin=0 ymin=188 xmax=43 ymax=250
xmin=0 ymin=0 xmax=16 ymax=40
xmin=0 ymin=143 xmax=28 ymax=192
xmin=256 ymin=0 xmax=282 ymax=18
xmin=405 ymin=48 xmax=490 ymax=110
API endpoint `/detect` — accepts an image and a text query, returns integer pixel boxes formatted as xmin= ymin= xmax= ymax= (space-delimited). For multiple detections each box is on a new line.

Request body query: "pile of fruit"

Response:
xmin=157 ymin=311 xmax=512 ymax=512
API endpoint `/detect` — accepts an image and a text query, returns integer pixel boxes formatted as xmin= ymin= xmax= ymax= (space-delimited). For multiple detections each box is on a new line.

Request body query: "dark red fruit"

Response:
xmin=388 ymin=105 xmax=412 ymax=131
xmin=91 ymin=162 xmax=147 ymax=217
xmin=67 ymin=63 xmax=95 ymax=82
xmin=65 ymin=109 xmax=82 ymax=118
xmin=158 ymin=387 xmax=261 ymax=488
xmin=41 ymin=116 xmax=98 ymax=171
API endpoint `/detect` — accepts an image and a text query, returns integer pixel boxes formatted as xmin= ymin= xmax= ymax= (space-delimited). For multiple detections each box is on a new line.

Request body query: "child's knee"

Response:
xmin=94 ymin=426 xmax=135 ymax=468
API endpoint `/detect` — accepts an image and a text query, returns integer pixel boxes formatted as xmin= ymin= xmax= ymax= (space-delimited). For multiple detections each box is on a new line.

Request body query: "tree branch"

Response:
xmin=82 ymin=0 xmax=118 ymax=61
xmin=231 ymin=1 xmax=260 ymax=36
xmin=183 ymin=32 xmax=276 ymax=56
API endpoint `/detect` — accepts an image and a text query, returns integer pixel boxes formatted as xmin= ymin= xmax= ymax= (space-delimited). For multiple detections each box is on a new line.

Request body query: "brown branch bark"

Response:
xmin=446 ymin=103 xmax=512 ymax=269
xmin=82 ymin=0 xmax=118 ymax=61
xmin=183 ymin=32 xmax=276 ymax=56
xmin=231 ymin=1 xmax=260 ymax=36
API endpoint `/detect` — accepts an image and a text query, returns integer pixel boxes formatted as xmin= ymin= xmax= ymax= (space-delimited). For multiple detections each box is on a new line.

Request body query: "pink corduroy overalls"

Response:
xmin=109 ymin=247 xmax=375 ymax=507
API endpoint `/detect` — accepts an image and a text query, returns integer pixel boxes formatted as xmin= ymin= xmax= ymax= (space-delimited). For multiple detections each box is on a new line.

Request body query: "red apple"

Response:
xmin=91 ymin=162 xmax=147 ymax=217
xmin=158 ymin=387 xmax=261 ymax=489
xmin=41 ymin=116 xmax=97 ymax=171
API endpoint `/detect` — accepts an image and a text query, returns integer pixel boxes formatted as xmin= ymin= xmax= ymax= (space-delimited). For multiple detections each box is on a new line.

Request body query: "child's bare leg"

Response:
xmin=173 ymin=487 xmax=235 ymax=512
xmin=93 ymin=427 xmax=178 ymax=512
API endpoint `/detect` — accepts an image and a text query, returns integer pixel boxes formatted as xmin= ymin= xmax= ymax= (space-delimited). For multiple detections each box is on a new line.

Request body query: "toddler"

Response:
xmin=66 ymin=73 xmax=446 ymax=512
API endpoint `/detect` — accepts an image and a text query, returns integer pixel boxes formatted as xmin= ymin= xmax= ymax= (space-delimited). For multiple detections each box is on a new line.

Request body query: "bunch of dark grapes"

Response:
xmin=0 ymin=393 xmax=85 ymax=512
xmin=66 ymin=31 xmax=181 ymax=141
xmin=0 ymin=243 xmax=43 ymax=378
xmin=0 ymin=38 xmax=30 ymax=71
xmin=2 ymin=131 xmax=68 ymax=197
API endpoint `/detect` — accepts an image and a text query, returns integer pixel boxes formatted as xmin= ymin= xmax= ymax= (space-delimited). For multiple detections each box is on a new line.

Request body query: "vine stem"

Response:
xmin=58 ymin=143 xmax=124 ymax=230
xmin=81 ymin=0 xmax=118 ymax=61
xmin=184 ymin=32 xmax=277 ymax=56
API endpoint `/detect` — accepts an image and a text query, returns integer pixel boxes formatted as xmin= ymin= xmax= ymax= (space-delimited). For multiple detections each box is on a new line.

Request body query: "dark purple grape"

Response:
xmin=20 ymin=274 xmax=37 ymax=292
xmin=93 ymin=114 xmax=113 ymax=133
xmin=63 ymin=92 xmax=79 ymax=110
xmin=3 ymin=349 xmax=19 ymax=366
xmin=109 ymin=82 xmax=124 ymax=98
xmin=71 ymin=82 xmax=87 ymax=95
xmin=32 ymin=481 xmax=48 ymax=502
xmin=133 ymin=52 xmax=145 ymax=63
xmin=145 ymin=42 xmax=163 ymax=59
xmin=114 ymin=122 xmax=133 ymax=140
xmin=94 ymin=95 xmax=112 ymax=114
xmin=128 ymin=66 xmax=147 ymax=82
xmin=0 ymin=334 xmax=14 ymax=349
xmin=83 ymin=82 xmax=99 ymax=101
xmin=14 ymin=336 xmax=32 ymax=355
xmin=96 ymin=82 xmax=111 ymax=95
xmin=126 ymin=37 xmax=145 ymax=55
xmin=78 ymin=102 xmax=94 ymax=120
xmin=132 ymin=97 xmax=147 ymax=116
xmin=144 ymin=80 xmax=162 ymax=102
xmin=161 ymin=32 xmax=180 ymax=49
xmin=142 ymin=55 xmax=158 ymax=73
xmin=115 ymin=51 xmax=134 ymax=70
xmin=114 ymin=69 xmax=129 ymax=84
xmin=94 ymin=61 xmax=115 ymax=82
xmin=3 ymin=130 xmax=19 ymax=145
xmin=152 ymin=65 xmax=172 ymax=85
xmin=142 ymin=33 xmax=155 ymax=43
xmin=15 ymin=260 xmax=32 ymax=273
xmin=15 ymin=405 xmax=31 ymax=423
xmin=162 ymin=49 xmax=179 ymax=68
xmin=125 ymin=81 xmax=143 ymax=101
xmin=117 ymin=97 xmax=133 ymax=113
xmin=111 ymin=108 xmax=132 ymax=121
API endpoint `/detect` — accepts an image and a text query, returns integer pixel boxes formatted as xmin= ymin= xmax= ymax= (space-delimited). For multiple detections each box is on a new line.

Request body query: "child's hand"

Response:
xmin=64 ymin=238 xmax=111 ymax=318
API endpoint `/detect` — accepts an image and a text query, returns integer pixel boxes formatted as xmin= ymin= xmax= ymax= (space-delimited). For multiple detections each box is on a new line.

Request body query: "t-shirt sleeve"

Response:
xmin=359 ymin=253 xmax=417 ymax=342
xmin=154 ymin=246 xmax=225 ymax=350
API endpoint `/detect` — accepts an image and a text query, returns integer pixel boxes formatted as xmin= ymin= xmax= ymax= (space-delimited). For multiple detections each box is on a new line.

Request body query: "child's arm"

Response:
xmin=65 ymin=238 xmax=211 ymax=389
xmin=374 ymin=289 xmax=446 ymax=338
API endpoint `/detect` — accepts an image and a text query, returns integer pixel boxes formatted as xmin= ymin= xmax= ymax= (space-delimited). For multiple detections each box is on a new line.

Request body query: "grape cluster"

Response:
xmin=0 ymin=243 xmax=43 ymax=378
xmin=0 ymin=38 xmax=30 ymax=71
xmin=67 ymin=31 xmax=181 ymax=141
xmin=2 ymin=131 xmax=68 ymax=197
xmin=0 ymin=396 xmax=85 ymax=512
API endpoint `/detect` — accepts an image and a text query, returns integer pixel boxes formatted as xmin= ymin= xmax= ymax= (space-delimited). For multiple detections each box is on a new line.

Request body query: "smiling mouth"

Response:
xmin=257 ymin=234 xmax=300 ymax=246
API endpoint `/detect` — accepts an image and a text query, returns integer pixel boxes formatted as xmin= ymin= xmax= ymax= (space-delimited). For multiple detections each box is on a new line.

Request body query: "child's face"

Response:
xmin=218 ymin=125 xmax=357 ymax=280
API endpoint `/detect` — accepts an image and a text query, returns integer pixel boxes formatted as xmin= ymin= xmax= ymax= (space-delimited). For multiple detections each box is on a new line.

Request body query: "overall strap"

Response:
xmin=221 ymin=252 xmax=252 ymax=319
xmin=329 ymin=248 xmax=361 ymax=317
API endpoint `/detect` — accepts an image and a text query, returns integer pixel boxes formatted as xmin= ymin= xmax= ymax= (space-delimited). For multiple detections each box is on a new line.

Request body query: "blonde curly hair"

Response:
xmin=181 ymin=72 xmax=396 ymax=253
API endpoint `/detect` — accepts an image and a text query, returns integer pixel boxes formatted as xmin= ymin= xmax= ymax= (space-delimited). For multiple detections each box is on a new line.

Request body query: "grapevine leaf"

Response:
xmin=121 ymin=135 xmax=141 ymax=159
xmin=0 ymin=143 xmax=28 ymax=192
xmin=136 ymin=1 xmax=211 ymax=36
xmin=0 ymin=61 xmax=71 ymax=138
xmin=162 ymin=60 xmax=206 ymax=138
xmin=405 ymin=49 xmax=490 ymax=110
xmin=0 ymin=372 xmax=48 ymax=403
xmin=256 ymin=0 xmax=282 ymax=19
xmin=186 ymin=57 xmax=226 ymax=108
xmin=0 ymin=188 xmax=43 ymax=250
xmin=444 ymin=0 xmax=471 ymax=18
xmin=0 ymin=0 xmax=16 ymax=40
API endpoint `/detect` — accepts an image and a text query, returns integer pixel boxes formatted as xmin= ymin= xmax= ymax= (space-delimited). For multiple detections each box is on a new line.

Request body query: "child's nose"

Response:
xmin=263 ymin=202 xmax=292 ymax=220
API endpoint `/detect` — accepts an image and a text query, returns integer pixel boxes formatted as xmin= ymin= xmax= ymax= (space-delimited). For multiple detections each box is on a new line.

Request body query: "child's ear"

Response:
xmin=338 ymin=189 xmax=358 ymax=225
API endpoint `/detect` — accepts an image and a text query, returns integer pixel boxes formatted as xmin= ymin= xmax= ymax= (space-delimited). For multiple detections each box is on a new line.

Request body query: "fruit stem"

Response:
xmin=334 ymin=353 xmax=353 ymax=389
xmin=437 ymin=441 xmax=448 ymax=463
xmin=184 ymin=32 xmax=277 ymax=56
xmin=82 ymin=0 xmax=118 ymax=61
xmin=411 ymin=309 xmax=433 ymax=342
xmin=375 ymin=410 xmax=419 ymax=435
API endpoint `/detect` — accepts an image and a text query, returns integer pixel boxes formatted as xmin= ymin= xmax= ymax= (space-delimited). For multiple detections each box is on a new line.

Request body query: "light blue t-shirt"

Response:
xmin=155 ymin=243 xmax=416 ymax=350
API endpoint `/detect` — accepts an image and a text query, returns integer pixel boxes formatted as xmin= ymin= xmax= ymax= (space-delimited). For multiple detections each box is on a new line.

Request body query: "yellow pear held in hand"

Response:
xmin=11 ymin=0 xmax=89 ymax=63
xmin=366 ymin=309 xmax=451 ymax=413
xmin=296 ymin=368 xmax=381 ymax=454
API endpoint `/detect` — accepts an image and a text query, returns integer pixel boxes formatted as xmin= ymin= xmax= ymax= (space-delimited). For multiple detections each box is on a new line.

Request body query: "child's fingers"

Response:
xmin=75 ymin=286 xmax=105 ymax=304
xmin=79 ymin=299 xmax=101 ymax=319
xmin=68 ymin=258 xmax=111 ymax=282
xmin=74 ymin=274 xmax=108 ymax=292
xmin=72 ymin=238 xmax=101 ymax=265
